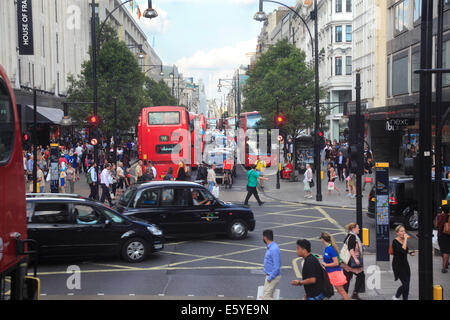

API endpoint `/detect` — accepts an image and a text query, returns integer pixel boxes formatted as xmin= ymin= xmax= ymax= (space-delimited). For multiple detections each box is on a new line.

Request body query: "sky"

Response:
xmin=127 ymin=0 xmax=297 ymax=103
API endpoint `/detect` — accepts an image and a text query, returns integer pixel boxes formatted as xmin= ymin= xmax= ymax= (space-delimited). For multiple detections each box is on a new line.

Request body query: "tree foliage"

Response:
xmin=66 ymin=23 xmax=149 ymax=135
xmin=144 ymin=78 xmax=178 ymax=106
xmin=242 ymin=39 xmax=325 ymax=137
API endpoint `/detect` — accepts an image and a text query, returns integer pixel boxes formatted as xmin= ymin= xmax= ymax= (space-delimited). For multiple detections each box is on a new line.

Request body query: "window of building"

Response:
xmin=346 ymin=0 xmax=352 ymax=12
xmin=394 ymin=0 xmax=410 ymax=35
xmin=414 ymin=0 xmax=422 ymax=23
xmin=336 ymin=26 xmax=343 ymax=42
xmin=346 ymin=25 xmax=352 ymax=42
xmin=335 ymin=57 xmax=343 ymax=76
xmin=346 ymin=56 xmax=352 ymax=75
xmin=336 ymin=0 xmax=342 ymax=13
xmin=443 ymin=40 xmax=450 ymax=85
xmin=392 ymin=53 xmax=409 ymax=95
xmin=387 ymin=58 xmax=391 ymax=97
xmin=411 ymin=50 xmax=420 ymax=92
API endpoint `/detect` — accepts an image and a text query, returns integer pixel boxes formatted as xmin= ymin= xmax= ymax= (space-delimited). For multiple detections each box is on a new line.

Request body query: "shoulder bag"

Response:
xmin=339 ymin=235 xmax=351 ymax=265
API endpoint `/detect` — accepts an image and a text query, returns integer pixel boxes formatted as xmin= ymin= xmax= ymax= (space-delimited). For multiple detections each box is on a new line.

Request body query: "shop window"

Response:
xmin=411 ymin=50 xmax=420 ymax=92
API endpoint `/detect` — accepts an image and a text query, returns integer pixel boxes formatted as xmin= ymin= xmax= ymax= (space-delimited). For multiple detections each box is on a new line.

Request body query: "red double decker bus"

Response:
xmin=239 ymin=111 xmax=274 ymax=168
xmin=0 ymin=65 xmax=38 ymax=300
xmin=138 ymin=106 xmax=192 ymax=180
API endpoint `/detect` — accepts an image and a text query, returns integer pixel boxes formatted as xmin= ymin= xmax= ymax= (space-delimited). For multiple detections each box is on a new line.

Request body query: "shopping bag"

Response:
xmin=364 ymin=177 xmax=373 ymax=183
xmin=212 ymin=186 xmax=220 ymax=198
xmin=257 ymin=285 xmax=280 ymax=300
xmin=328 ymin=181 xmax=335 ymax=190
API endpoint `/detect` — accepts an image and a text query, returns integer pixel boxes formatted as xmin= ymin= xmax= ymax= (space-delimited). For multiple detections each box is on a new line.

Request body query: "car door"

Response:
xmin=71 ymin=203 xmax=125 ymax=256
xmin=188 ymin=188 xmax=227 ymax=234
xmin=28 ymin=202 xmax=76 ymax=258
xmin=126 ymin=187 xmax=163 ymax=225
xmin=159 ymin=187 xmax=198 ymax=235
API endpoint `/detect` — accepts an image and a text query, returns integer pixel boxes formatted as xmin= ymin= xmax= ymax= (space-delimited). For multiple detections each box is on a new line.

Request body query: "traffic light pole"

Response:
xmin=276 ymin=96 xmax=280 ymax=190
xmin=91 ymin=0 xmax=99 ymax=197
xmin=33 ymin=89 xmax=37 ymax=194
xmin=313 ymin=0 xmax=322 ymax=202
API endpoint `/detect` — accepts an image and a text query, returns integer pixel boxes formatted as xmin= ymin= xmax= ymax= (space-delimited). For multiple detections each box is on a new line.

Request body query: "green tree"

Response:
xmin=144 ymin=78 xmax=177 ymax=106
xmin=242 ymin=39 xmax=325 ymax=138
xmin=66 ymin=23 xmax=150 ymax=135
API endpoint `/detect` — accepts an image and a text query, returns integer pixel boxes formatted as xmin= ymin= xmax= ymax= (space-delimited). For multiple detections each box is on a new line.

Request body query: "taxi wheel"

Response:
xmin=228 ymin=219 xmax=248 ymax=240
xmin=122 ymin=238 xmax=148 ymax=263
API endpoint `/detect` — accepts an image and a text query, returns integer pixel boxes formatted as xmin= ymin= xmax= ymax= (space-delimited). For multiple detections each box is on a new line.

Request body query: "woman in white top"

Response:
xmin=303 ymin=164 xmax=313 ymax=199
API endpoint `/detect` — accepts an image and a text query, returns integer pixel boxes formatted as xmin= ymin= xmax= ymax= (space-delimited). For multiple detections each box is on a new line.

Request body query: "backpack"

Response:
xmin=321 ymin=267 xmax=334 ymax=299
xmin=86 ymin=168 xmax=93 ymax=185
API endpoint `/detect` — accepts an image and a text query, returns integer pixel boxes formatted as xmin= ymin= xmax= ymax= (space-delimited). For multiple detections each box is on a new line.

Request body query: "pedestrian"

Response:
xmin=164 ymin=166 xmax=175 ymax=181
xmin=291 ymin=239 xmax=325 ymax=300
xmin=327 ymin=163 xmax=341 ymax=195
xmin=341 ymin=222 xmax=365 ymax=300
xmin=36 ymin=164 xmax=45 ymax=193
xmin=262 ymin=230 xmax=281 ymax=300
xmin=88 ymin=161 xmax=98 ymax=200
xmin=303 ymin=163 xmax=313 ymax=199
xmin=346 ymin=172 xmax=356 ymax=198
xmin=135 ymin=160 xmax=143 ymax=183
xmin=336 ymin=151 xmax=346 ymax=182
xmin=66 ymin=162 xmax=77 ymax=194
xmin=319 ymin=232 xmax=350 ymax=300
xmin=177 ymin=162 xmax=189 ymax=181
xmin=148 ymin=161 xmax=157 ymax=179
xmin=244 ymin=164 xmax=268 ymax=206
xmin=110 ymin=163 xmax=118 ymax=198
xmin=207 ymin=164 xmax=218 ymax=191
xmin=142 ymin=167 xmax=154 ymax=182
xmin=363 ymin=157 xmax=374 ymax=191
xmin=125 ymin=167 xmax=131 ymax=188
xmin=392 ymin=225 xmax=415 ymax=300
xmin=435 ymin=206 xmax=450 ymax=273
xmin=100 ymin=163 xmax=114 ymax=206
xmin=116 ymin=162 xmax=125 ymax=197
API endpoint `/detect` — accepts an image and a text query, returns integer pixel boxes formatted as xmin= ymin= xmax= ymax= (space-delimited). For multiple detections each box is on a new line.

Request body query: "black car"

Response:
xmin=115 ymin=181 xmax=256 ymax=240
xmin=26 ymin=194 xmax=164 ymax=263
xmin=367 ymin=177 xmax=450 ymax=231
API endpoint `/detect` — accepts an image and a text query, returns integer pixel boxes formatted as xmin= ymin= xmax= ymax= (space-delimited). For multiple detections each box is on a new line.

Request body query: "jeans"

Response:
xmin=307 ymin=292 xmax=324 ymax=300
xmin=208 ymin=181 xmax=215 ymax=192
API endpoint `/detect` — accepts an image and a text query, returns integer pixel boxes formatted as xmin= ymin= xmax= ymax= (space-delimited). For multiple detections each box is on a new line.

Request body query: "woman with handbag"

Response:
xmin=303 ymin=164 xmax=313 ymax=199
xmin=341 ymin=222 xmax=365 ymax=300
xmin=392 ymin=225 xmax=415 ymax=300
xmin=327 ymin=163 xmax=341 ymax=195
xmin=363 ymin=157 xmax=374 ymax=191
xmin=435 ymin=208 xmax=450 ymax=273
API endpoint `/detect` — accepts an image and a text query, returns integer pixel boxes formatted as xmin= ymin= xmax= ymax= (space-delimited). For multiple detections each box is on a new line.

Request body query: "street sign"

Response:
xmin=277 ymin=135 xmax=283 ymax=142
xmin=90 ymin=138 xmax=98 ymax=146
xmin=375 ymin=162 xmax=390 ymax=261
xmin=16 ymin=0 xmax=34 ymax=55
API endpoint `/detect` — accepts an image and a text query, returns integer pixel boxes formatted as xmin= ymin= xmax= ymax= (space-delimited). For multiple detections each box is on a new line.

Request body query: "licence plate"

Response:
xmin=154 ymin=243 xmax=163 ymax=250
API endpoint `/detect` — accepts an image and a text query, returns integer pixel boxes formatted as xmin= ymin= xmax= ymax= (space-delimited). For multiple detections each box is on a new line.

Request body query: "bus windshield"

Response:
xmin=148 ymin=111 xmax=180 ymax=125
xmin=246 ymin=114 xmax=261 ymax=129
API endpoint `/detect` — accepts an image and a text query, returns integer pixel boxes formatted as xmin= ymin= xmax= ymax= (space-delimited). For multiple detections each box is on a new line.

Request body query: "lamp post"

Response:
xmin=170 ymin=65 xmax=175 ymax=97
xmin=91 ymin=0 xmax=158 ymax=195
xmin=254 ymin=0 xmax=321 ymax=201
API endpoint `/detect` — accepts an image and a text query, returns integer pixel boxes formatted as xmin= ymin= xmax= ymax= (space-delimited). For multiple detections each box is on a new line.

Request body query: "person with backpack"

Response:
xmin=320 ymin=232 xmax=350 ymax=300
xmin=290 ymin=239 xmax=326 ymax=300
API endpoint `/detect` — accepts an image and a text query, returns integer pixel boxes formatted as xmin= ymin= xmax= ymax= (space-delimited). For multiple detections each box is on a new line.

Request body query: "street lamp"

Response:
xmin=91 ymin=0 xmax=158 ymax=195
xmin=254 ymin=0 xmax=322 ymax=201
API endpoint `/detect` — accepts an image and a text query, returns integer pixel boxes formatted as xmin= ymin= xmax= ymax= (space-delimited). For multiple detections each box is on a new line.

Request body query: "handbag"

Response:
xmin=349 ymin=256 xmax=363 ymax=268
xmin=309 ymin=179 xmax=314 ymax=188
xmin=212 ymin=185 xmax=220 ymax=198
xmin=328 ymin=181 xmax=335 ymax=190
xmin=340 ymin=237 xmax=351 ymax=265
xmin=364 ymin=177 xmax=373 ymax=183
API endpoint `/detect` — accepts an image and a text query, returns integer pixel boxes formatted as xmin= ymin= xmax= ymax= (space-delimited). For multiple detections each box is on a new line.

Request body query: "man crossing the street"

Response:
xmin=87 ymin=161 xmax=98 ymax=200
xmin=244 ymin=164 xmax=268 ymax=206
xmin=262 ymin=230 xmax=281 ymax=300
xmin=100 ymin=163 xmax=113 ymax=206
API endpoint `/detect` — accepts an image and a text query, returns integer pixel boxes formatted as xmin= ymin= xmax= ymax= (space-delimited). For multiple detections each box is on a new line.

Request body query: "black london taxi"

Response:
xmin=115 ymin=181 xmax=256 ymax=240
xmin=26 ymin=194 xmax=164 ymax=263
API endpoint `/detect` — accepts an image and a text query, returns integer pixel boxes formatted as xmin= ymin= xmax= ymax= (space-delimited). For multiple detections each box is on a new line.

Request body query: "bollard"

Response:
xmin=433 ymin=285 xmax=443 ymax=300
xmin=321 ymin=170 xmax=324 ymax=180
xmin=362 ymin=228 xmax=369 ymax=247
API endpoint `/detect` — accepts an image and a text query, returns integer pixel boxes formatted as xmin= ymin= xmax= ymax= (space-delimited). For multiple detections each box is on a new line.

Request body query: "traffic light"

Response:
xmin=22 ymin=131 xmax=31 ymax=149
xmin=89 ymin=115 xmax=99 ymax=126
xmin=276 ymin=114 xmax=285 ymax=127
xmin=348 ymin=115 xmax=364 ymax=174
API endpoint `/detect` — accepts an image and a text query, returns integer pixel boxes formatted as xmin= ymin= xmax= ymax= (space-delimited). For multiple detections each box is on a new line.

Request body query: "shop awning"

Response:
xmin=24 ymin=105 xmax=64 ymax=124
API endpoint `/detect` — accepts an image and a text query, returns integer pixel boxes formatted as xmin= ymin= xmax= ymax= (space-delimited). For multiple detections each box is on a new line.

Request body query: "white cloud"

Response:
xmin=175 ymin=39 xmax=257 ymax=100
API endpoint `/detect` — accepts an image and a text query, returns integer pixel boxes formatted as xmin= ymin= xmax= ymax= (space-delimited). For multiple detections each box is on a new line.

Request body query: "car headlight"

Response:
xmin=147 ymin=225 xmax=163 ymax=236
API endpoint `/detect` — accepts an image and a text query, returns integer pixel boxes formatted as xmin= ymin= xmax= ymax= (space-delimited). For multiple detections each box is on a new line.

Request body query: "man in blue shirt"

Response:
xmin=262 ymin=229 xmax=281 ymax=300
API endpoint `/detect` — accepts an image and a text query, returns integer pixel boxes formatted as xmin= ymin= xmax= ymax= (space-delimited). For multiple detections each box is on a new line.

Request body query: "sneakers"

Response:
xmin=392 ymin=295 xmax=401 ymax=300
xmin=259 ymin=202 xmax=265 ymax=206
